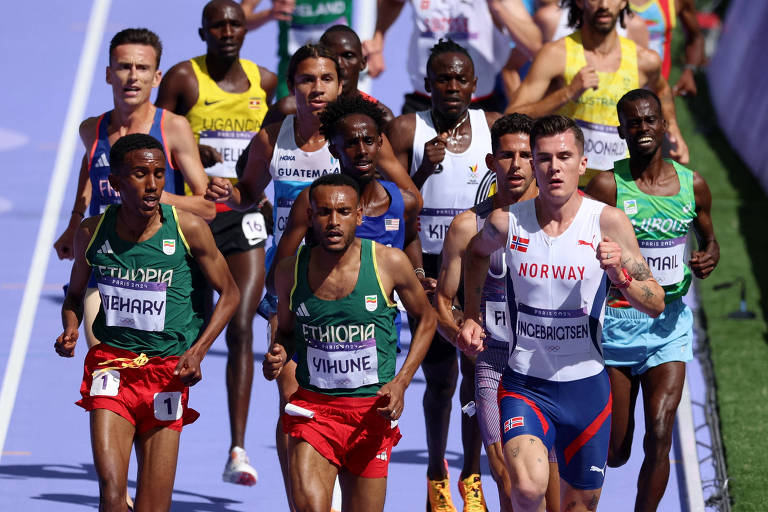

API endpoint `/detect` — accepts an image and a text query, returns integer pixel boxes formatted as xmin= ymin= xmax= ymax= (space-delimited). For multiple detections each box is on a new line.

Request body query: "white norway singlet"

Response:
xmin=407 ymin=0 xmax=509 ymax=99
xmin=411 ymin=109 xmax=494 ymax=255
xmin=269 ymin=115 xmax=340 ymax=249
xmin=504 ymin=197 xmax=609 ymax=382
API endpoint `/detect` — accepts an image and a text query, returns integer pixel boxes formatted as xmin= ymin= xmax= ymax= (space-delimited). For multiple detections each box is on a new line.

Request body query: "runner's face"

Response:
xmin=580 ymin=0 xmax=627 ymax=34
xmin=533 ymin=131 xmax=586 ymax=201
xmin=107 ymin=44 xmax=161 ymax=107
xmin=487 ymin=132 xmax=535 ymax=198
xmin=292 ymin=57 xmax=342 ymax=117
xmin=109 ymin=148 xmax=166 ymax=218
xmin=309 ymin=185 xmax=362 ymax=252
xmin=618 ymin=98 xmax=667 ymax=157
xmin=322 ymin=32 xmax=365 ymax=95
xmin=426 ymin=52 xmax=476 ymax=120
xmin=329 ymin=115 xmax=382 ymax=178
xmin=200 ymin=3 xmax=246 ymax=58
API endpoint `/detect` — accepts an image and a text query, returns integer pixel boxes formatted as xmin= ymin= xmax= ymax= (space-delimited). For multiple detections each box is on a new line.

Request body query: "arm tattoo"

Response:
xmin=640 ymin=284 xmax=655 ymax=300
xmin=628 ymin=257 xmax=652 ymax=281
xmin=484 ymin=221 xmax=501 ymax=242
xmin=512 ymin=447 xmax=519 ymax=458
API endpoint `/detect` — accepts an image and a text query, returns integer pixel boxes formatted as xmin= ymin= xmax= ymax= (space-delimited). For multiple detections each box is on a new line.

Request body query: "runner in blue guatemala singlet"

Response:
xmin=459 ymin=115 xmax=665 ymax=511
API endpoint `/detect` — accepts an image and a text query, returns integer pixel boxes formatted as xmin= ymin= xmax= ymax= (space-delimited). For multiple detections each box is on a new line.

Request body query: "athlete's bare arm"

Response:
xmin=375 ymin=243 xmax=437 ymax=419
xmin=174 ymin=209 xmax=240 ymax=385
xmin=487 ymin=0 xmax=543 ymax=58
xmin=55 ymin=118 xmax=96 ymax=260
xmin=599 ymin=206 xmax=665 ymax=316
xmin=363 ymin=0 xmax=406 ymax=78
xmin=241 ymin=0 xmax=295 ymax=31
xmin=435 ymin=210 xmax=477 ymax=348
xmin=638 ymin=48 xmax=690 ymax=164
xmin=55 ymin=216 xmax=100 ymax=357
xmin=258 ymin=65 xmax=278 ymax=103
xmin=584 ymin=169 xmax=618 ymax=206
xmin=672 ymin=0 xmax=705 ymax=97
xmin=378 ymin=133 xmax=423 ymax=210
xmin=207 ymin=121 xmax=280 ymax=209
xmin=156 ymin=61 xmax=199 ymax=116
xmin=262 ymin=95 xmax=296 ymax=127
xmin=263 ymin=254 xmax=298 ymax=380
xmin=265 ymin=187 xmax=311 ymax=295
xmin=457 ymin=207 xmax=509 ymax=353
xmin=625 ymin=11 xmax=650 ymax=48
xmin=385 ymin=113 xmax=418 ymax=180
xmin=689 ymin=171 xmax=719 ymax=278
xmin=162 ymin=113 xmax=217 ymax=221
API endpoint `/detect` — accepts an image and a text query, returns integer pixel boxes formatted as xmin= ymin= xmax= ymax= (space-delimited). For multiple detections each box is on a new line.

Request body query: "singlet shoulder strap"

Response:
xmin=88 ymin=112 xmax=108 ymax=168
xmin=289 ymin=244 xmax=307 ymax=311
xmin=369 ymin=240 xmax=397 ymax=308
xmin=84 ymin=205 xmax=113 ymax=266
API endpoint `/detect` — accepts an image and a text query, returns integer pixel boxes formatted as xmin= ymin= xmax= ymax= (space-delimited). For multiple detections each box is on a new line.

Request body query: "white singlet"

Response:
xmin=476 ymin=198 xmax=511 ymax=345
xmin=411 ymin=109 xmax=494 ymax=255
xmin=504 ymin=197 xmax=608 ymax=382
xmin=269 ymin=115 xmax=340 ymax=250
xmin=406 ymin=0 xmax=510 ymax=99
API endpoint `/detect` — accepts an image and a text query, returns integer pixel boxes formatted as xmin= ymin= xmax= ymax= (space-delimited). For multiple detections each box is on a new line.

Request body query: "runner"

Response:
xmin=55 ymin=133 xmax=238 ymax=511
xmin=263 ymin=172 xmax=436 ymax=512
xmin=585 ymin=89 xmax=719 ymax=511
xmin=54 ymin=28 xmax=215 ymax=352
xmin=155 ymin=0 xmax=276 ymax=486
xmin=506 ymin=0 xmax=689 ymax=186
xmin=263 ymin=24 xmax=395 ymax=127
xmin=458 ymin=114 xmax=665 ymax=512
xmin=434 ymin=113 xmax=560 ymax=512
xmin=387 ymin=39 xmax=500 ymax=512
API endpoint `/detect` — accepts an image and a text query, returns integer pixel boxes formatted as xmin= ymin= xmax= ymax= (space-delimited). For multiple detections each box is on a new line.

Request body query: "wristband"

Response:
xmin=683 ymin=63 xmax=700 ymax=72
xmin=71 ymin=210 xmax=85 ymax=218
xmin=414 ymin=267 xmax=426 ymax=279
xmin=613 ymin=268 xmax=633 ymax=289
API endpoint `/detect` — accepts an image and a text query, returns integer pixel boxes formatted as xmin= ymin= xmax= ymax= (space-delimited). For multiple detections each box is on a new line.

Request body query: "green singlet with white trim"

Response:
xmin=290 ymin=238 xmax=398 ymax=397
xmin=613 ymin=158 xmax=697 ymax=305
xmin=86 ymin=204 xmax=206 ymax=357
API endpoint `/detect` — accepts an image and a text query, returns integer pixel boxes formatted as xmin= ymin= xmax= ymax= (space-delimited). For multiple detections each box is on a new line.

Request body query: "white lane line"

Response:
xmin=0 ymin=0 xmax=112 ymax=464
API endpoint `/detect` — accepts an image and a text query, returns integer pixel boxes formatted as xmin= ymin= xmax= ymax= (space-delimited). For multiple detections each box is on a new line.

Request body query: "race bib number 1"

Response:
xmin=153 ymin=391 xmax=183 ymax=421
xmin=90 ymin=369 xmax=120 ymax=396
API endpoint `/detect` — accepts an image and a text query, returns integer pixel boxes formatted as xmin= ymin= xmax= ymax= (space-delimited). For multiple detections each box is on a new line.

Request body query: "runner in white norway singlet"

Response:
xmin=504 ymin=196 xmax=609 ymax=382
xmin=268 ymin=114 xmax=340 ymax=255
xmin=410 ymin=109 xmax=494 ymax=255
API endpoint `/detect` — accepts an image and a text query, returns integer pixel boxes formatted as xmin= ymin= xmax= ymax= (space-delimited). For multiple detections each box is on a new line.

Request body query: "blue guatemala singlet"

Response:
xmin=355 ymin=180 xmax=405 ymax=250
xmin=87 ymin=108 xmax=182 ymax=216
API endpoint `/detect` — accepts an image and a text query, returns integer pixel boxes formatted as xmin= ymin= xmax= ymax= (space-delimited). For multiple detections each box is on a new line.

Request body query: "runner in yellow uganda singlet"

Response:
xmin=557 ymin=31 xmax=638 ymax=187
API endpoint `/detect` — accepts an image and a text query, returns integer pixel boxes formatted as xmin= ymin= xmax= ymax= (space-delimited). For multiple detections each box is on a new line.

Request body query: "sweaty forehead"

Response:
xmin=322 ymin=32 xmax=360 ymax=54
xmin=125 ymin=148 xmax=165 ymax=165
xmin=620 ymin=98 xmax=661 ymax=118
xmin=111 ymin=44 xmax=157 ymax=63
xmin=338 ymin=114 xmax=379 ymax=136
xmin=296 ymin=56 xmax=338 ymax=76
xmin=203 ymin=0 xmax=244 ymax=24
xmin=312 ymin=185 xmax=359 ymax=206
xmin=534 ymin=132 xmax=577 ymax=154
xmin=429 ymin=52 xmax=474 ymax=76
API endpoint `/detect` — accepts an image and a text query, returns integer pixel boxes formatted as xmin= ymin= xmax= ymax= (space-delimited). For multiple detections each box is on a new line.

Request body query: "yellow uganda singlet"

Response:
xmin=186 ymin=56 xmax=268 ymax=180
xmin=557 ymin=31 xmax=638 ymax=183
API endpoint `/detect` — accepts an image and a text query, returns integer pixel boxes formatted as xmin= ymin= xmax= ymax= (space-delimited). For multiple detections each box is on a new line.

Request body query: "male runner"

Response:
xmin=55 ymin=133 xmax=239 ymax=511
xmin=387 ymin=39 xmax=499 ymax=511
xmin=435 ymin=113 xmax=561 ymax=512
xmin=263 ymin=173 xmax=437 ymax=512
xmin=629 ymin=0 xmax=705 ymax=96
xmin=458 ymin=115 xmax=665 ymax=512
xmin=506 ymin=0 xmax=689 ymax=186
xmin=585 ymin=89 xmax=718 ymax=511
xmin=155 ymin=0 xmax=276 ymax=485
xmin=54 ymin=27 xmax=214 ymax=366
xmin=263 ymin=25 xmax=395 ymax=127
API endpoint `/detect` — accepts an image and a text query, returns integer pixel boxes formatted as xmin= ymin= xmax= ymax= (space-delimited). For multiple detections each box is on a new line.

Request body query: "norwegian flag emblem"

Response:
xmin=510 ymin=236 xmax=529 ymax=253
xmin=503 ymin=416 xmax=525 ymax=432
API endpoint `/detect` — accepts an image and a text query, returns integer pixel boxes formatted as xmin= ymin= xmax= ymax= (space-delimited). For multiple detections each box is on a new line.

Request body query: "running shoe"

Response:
xmin=458 ymin=474 xmax=488 ymax=512
xmin=427 ymin=464 xmax=457 ymax=512
xmin=222 ymin=446 xmax=258 ymax=486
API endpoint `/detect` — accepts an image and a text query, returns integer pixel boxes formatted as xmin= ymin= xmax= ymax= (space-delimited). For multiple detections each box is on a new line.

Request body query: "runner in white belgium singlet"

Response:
xmin=504 ymin=196 xmax=609 ymax=381
xmin=410 ymin=108 xmax=494 ymax=255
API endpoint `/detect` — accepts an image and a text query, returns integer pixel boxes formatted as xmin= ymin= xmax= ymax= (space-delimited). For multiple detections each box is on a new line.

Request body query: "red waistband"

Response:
xmin=293 ymin=387 xmax=383 ymax=407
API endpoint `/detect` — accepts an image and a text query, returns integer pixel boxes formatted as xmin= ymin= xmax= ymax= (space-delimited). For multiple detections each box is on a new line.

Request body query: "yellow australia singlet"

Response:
xmin=558 ymin=31 xmax=639 ymax=185
xmin=186 ymin=56 xmax=268 ymax=180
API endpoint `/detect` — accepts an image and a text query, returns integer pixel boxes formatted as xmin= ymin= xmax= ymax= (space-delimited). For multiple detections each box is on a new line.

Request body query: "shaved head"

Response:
xmin=202 ymin=0 xmax=243 ymax=25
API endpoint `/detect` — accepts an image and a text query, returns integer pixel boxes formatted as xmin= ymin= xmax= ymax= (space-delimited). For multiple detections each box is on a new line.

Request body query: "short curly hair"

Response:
xmin=319 ymin=94 xmax=387 ymax=142
xmin=561 ymin=0 xmax=632 ymax=30
xmin=491 ymin=113 xmax=534 ymax=154
xmin=109 ymin=133 xmax=165 ymax=174
xmin=286 ymin=43 xmax=341 ymax=90
xmin=426 ymin=38 xmax=474 ymax=76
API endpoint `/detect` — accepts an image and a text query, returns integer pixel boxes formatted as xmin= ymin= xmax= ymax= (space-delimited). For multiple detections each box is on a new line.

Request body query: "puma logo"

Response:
xmin=577 ymin=235 xmax=596 ymax=252
xmin=589 ymin=464 xmax=606 ymax=476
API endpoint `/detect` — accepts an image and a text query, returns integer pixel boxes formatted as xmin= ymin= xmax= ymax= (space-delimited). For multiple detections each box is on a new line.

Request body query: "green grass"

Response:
xmin=669 ymin=30 xmax=768 ymax=510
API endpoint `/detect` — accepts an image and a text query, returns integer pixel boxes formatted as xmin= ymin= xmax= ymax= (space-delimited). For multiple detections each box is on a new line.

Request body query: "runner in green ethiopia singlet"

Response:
xmin=611 ymin=158 xmax=697 ymax=306
xmin=290 ymin=238 xmax=398 ymax=397
xmin=85 ymin=204 xmax=205 ymax=357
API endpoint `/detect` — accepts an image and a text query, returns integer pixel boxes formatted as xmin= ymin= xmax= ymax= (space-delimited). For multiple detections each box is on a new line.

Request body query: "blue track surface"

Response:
xmin=0 ymin=2 xmax=706 ymax=510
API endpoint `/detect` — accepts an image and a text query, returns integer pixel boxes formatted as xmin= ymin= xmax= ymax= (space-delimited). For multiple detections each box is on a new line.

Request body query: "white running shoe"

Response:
xmin=222 ymin=446 xmax=258 ymax=486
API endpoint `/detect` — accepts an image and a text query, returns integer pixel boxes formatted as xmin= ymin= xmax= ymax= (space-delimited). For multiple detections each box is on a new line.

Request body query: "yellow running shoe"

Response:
xmin=458 ymin=474 xmax=488 ymax=512
xmin=427 ymin=476 xmax=458 ymax=512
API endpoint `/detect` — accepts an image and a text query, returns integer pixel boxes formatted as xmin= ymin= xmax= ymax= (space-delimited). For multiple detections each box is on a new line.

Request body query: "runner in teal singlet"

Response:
xmin=586 ymin=89 xmax=719 ymax=511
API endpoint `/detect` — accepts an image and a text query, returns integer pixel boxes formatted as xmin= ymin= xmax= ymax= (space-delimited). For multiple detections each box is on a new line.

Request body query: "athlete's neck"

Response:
xmin=294 ymin=112 xmax=324 ymax=148
xmin=312 ymin=237 xmax=362 ymax=278
xmin=580 ymin=26 xmax=620 ymax=55
xmin=116 ymin=206 xmax=162 ymax=243
xmin=430 ymin=108 xmax=470 ymax=136
xmin=205 ymin=53 xmax=245 ymax=83
xmin=111 ymin=102 xmax=155 ymax=133
xmin=534 ymin=191 xmax=583 ymax=237
xmin=497 ymin=182 xmax=538 ymax=208
xmin=629 ymin=146 xmax=668 ymax=182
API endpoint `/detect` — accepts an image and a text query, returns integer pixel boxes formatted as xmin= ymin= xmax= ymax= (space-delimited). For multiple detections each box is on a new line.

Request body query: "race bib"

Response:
xmin=153 ymin=391 xmax=182 ymax=421
xmin=307 ymin=337 xmax=379 ymax=389
xmin=198 ymin=130 xmax=255 ymax=178
xmin=418 ymin=207 xmax=465 ymax=254
xmin=90 ymin=369 xmax=120 ymax=396
xmin=485 ymin=301 xmax=512 ymax=342
xmin=639 ymin=237 xmax=686 ymax=286
xmin=576 ymin=120 xmax=628 ymax=171
xmin=98 ymin=276 xmax=167 ymax=331
xmin=242 ymin=212 xmax=267 ymax=246
xmin=514 ymin=303 xmax=591 ymax=355
xmin=274 ymin=197 xmax=294 ymax=247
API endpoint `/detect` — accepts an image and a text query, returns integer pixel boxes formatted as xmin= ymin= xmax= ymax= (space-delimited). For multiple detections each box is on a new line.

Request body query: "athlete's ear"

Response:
xmin=471 ymin=76 xmax=477 ymax=94
xmin=328 ymin=140 xmax=340 ymax=160
xmin=578 ymin=154 xmax=588 ymax=177
xmin=198 ymin=27 xmax=205 ymax=42
xmin=617 ymin=123 xmax=626 ymax=140
xmin=485 ymin=153 xmax=495 ymax=172
xmin=107 ymin=172 xmax=121 ymax=193
xmin=153 ymin=69 xmax=162 ymax=88
xmin=424 ymin=77 xmax=432 ymax=94
xmin=360 ymin=54 xmax=367 ymax=71
xmin=356 ymin=203 xmax=363 ymax=226
xmin=105 ymin=66 xmax=112 ymax=85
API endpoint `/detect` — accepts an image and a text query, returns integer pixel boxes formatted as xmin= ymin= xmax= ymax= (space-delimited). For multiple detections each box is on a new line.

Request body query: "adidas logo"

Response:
xmin=295 ymin=303 xmax=309 ymax=317
xmin=375 ymin=451 xmax=387 ymax=461
xmin=96 ymin=240 xmax=113 ymax=255
xmin=94 ymin=153 xmax=109 ymax=168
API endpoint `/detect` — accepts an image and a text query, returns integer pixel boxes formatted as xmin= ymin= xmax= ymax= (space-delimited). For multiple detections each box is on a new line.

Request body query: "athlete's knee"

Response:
xmin=225 ymin=316 xmax=256 ymax=350
xmin=643 ymin=413 xmax=676 ymax=459
xmin=509 ymin=476 xmax=547 ymax=510
xmin=97 ymin=481 xmax=127 ymax=511
xmin=422 ymin=362 xmax=458 ymax=399
xmin=607 ymin=447 xmax=630 ymax=468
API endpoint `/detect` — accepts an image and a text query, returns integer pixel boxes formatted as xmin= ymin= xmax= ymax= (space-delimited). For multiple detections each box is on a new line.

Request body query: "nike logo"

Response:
xmin=204 ymin=99 xmax=221 ymax=106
